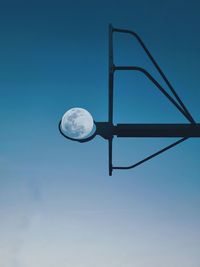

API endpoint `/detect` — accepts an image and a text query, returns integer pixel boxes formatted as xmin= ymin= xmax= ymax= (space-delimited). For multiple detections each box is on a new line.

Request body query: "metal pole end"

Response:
xmin=109 ymin=166 xmax=113 ymax=176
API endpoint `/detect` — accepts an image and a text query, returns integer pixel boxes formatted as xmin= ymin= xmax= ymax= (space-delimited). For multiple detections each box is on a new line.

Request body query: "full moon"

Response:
xmin=61 ymin=107 xmax=94 ymax=140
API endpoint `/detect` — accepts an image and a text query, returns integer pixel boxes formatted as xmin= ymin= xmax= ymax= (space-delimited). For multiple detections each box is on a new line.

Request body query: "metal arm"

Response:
xmin=108 ymin=24 xmax=197 ymax=175
xmin=114 ymin=66 xmax=193 ymax=123
xmin=113 ymin=26 xmax=196 ymax=124
xmin=113 ymin=137 xmax=188 ymax=170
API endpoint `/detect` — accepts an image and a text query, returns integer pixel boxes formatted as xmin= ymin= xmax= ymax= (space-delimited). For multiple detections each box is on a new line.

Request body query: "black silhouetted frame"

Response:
xmin=107 ymin=24 xmax=198 ymax=176
xmin=59 ymin=24 xmax=200 ymax=176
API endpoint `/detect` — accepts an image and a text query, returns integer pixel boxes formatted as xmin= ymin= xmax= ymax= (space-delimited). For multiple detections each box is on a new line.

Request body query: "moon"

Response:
xmin=61 ymin=108 xmax=94 ymax=139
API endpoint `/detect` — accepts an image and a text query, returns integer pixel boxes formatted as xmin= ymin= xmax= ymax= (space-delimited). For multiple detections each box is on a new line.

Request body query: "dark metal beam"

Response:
xmin=108 ymin=24 xmax=114 ymax=124
xmin=115 ymin=123 xmax=200 ymax=137
xmin=108 ymin=24 xmax=114 ymax=175
xmin=96 ymin=122 xmax=200 ymax=138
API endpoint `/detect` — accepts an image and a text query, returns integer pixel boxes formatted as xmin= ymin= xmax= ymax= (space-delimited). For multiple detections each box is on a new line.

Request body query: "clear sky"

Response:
xmin=0 ymin=0 xmax=200 ymax=266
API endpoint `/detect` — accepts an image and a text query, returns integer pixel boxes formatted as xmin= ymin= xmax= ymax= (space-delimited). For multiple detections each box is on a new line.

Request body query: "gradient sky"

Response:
xmin=0 ymin=1 xmax=200 ymax=266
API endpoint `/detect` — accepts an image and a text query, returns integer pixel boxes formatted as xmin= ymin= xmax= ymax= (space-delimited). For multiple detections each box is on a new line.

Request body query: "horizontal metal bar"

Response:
xmin=115 ymin=124 xmax=200 ymax=137
xmin=95 ymin=122 xmax=200 ymax=138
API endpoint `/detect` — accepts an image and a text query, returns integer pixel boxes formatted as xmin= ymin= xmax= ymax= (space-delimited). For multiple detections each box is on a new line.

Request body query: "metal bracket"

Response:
xmin=108 ymin=24 xmax=196 ymax=176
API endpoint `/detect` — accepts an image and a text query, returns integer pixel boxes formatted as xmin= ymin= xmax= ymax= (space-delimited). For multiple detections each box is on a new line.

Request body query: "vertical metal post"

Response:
xmin=108 ymin=138 xmax=113 ymax=176
xmin=108 ymin=24 xmax=114 ymax=176
xmin=108 ymin=23 xmax=114 ymax=123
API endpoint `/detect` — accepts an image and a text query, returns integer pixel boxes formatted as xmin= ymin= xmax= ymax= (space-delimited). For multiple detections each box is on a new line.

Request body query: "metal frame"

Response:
xmin=108 ymin=24 xmax=197 ymax=176
xmin=59 ymin=24 xmax=200 ymax=176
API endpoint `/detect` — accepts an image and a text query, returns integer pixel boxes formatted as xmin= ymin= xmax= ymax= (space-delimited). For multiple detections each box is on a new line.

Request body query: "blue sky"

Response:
xmin=0 ymin=0 xmax=200 ymax=266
